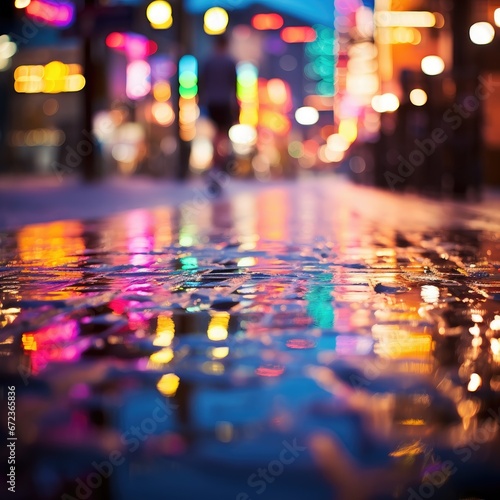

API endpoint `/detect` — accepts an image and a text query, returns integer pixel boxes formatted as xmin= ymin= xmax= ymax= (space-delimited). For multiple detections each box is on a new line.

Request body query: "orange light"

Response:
xmin=281 ymin=26 xmax=316 ymax=43
xmin=252 ymin=13 xmax=284 ymax=30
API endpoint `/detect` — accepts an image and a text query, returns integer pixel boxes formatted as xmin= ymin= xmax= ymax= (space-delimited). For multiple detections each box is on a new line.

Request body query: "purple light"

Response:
xmin=26 ymin=0 xmax=75 ymax=28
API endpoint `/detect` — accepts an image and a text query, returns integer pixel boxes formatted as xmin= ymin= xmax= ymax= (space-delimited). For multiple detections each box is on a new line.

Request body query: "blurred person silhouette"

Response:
xmin=199 ymin=34 xmax=239 ymax=192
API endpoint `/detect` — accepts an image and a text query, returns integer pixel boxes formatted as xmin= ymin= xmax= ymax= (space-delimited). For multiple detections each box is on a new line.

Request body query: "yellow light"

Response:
xmin=421 ymin=55 xmax=445 ymax=76
xmin=338 ymin=119 xmax=358 ymax=144
xmin=153 ymin=81 xmax=171 ymax=102
xmin=65 ymin=74 xmax=86 ymax=92
xmin=495 ymin=9 xmax=500 ymax=28
xmin=146 ymin=1 xmax=172 ymax=29
xmin=149 ymin=347 xmax=174 ymax=365
xmin=156 ymin=373 xmax=180 ymax=396
xmin=15 ymin=0 xmax=31 ymax=8
xmin=204 ymin=7 xmax=229 ymax=35
xmin=469 ymin=22 xmax=495 ymax=45
xmin=374 ymin=11 xmax=436 ymax=28
xmin=409 ymin=88 xmax=427 ymax=106
xmin=154 ymin=315 xmax=175 ymax=346
xmin=44 ymin=60 xmax=67 ymax=80
xmin=211 ymin=346 xmax=229 ymax=359
xmin=207 ymin=312 xmax=230 ymax=341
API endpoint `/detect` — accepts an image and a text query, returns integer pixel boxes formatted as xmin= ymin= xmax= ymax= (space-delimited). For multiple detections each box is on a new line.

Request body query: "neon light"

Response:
xmin=251 ymin=13 xmax=283 ymax=31
xmin=281 ymin=27 xmax=317 ymax=43
xmin=26 ymin=0 xmax=75 ymax=28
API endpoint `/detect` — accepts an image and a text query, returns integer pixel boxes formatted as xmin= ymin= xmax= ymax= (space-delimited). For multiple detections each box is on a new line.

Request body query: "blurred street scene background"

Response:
xmin=0 ymin=0 xmax=499 ymax=198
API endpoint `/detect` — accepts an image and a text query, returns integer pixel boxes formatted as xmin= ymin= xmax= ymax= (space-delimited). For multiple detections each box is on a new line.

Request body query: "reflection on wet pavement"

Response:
xmin=1 ymin=181 xmax=500 ymax=499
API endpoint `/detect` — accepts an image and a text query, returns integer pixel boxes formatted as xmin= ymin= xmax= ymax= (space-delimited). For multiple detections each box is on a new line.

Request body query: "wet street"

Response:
xmin=2 ymin=177 xmax=500 ymax=500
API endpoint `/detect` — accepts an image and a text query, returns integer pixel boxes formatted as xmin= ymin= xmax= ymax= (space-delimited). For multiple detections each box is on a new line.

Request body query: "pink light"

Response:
xmin=126 ymin=60 xmax=151 ymax=100
xmin=26 ymin=0 xmax=75 ymax=28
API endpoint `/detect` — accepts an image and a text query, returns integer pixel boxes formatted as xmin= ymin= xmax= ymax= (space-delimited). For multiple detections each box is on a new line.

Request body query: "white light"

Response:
xmin=421 ymin=55 xmax=445 ymax=76
xmin=495 ymin=9 xmax=500 ymax=28
xmin=371 ymin=93 xmax=399 ymax=113
xmin=295 ymin=106 xmax=319 ymax=125
xmin=326 ymin=134 xmax=349 ymax=152
xmin=469 ymin=22 xmax=495 ymax=45
xmin=228 ymin=124 xmax=257 ymax=155
xmin=409 ymin=88 xmax=427 ymax=106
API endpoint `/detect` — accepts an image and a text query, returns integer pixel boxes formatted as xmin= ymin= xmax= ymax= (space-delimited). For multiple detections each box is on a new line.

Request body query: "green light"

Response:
xmin=180 ymin=256 xmax=198 ymax=270
xmin=179 ymin=85 xmax=198 ymax=98
xmin=179 ymin=71 xmax=197 ymax=88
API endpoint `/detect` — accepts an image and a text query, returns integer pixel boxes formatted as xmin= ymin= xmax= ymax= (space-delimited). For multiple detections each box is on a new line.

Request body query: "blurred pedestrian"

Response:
xmin=199 ymin=34 xmax=239 ymax=181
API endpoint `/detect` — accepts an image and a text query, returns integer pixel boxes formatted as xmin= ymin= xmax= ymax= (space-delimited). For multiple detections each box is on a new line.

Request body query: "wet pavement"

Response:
xmin=1 ymin=177 xmax=500 ymax=500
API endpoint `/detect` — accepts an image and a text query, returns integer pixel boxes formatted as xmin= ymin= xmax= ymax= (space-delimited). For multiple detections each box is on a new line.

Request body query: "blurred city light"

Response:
xmin=495 ymin=9 xmax=500 ymax=28
xmin=152 ymin=102 xmax=175 ymax=126
xmin=374 ymin=11 xmax=436 ymax=28
xmin=338 ymin=118 xmax=358 ymax=144
xmin=178 ymin=55 xmax=198 ymax=99
xmin=204 ymin=7 xmax=229 ymax=35
xmin=251 ymin=13 xmax=283 ymax=31
xmin=0 ymin=35 xmax=17 ymax=72
xmin=237 ymin=62 xmax=259 ymax=126
xmin=14 ymin=61 xmax=85 ymax=93
xmin=409 ymin=88 xmax=427 ymax=106
xmin=146 ymin=1 xmax=173 ymax=30
xmin=153 ymin=81 xmax=171 ymax=102
xmin=106 ymin=32 xmax=157 ymax=59
xmin=371 ymin=93 xmax=400 ymax=113
xmin=421 ymin=55 xmax=445 ymax=76
xmin=190 ymin=137 xmax=213 ymax=171
xmin=228 ymin=124 xmax=257 ymax=155
xmin=469 ymin=22 xmax=495 ymax=45
xmin=295 ymin=106 xmax=319 ymax=125
xmin=327 ymin=133 xmax=349 ymax=152
xmin=15 ymin=0 xmax=31 ymax=8
xmin=281 ymin=27 xmax=317 ymax=43
xmin=26 ymin=0 xmax=75 ymax=28
xmin=126 ymin=60 xmax=151 ymax=100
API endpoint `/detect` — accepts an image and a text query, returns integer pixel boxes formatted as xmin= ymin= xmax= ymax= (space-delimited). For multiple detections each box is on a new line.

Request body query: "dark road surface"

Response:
xmin=1 ymin=177 xmax=500 ymax=500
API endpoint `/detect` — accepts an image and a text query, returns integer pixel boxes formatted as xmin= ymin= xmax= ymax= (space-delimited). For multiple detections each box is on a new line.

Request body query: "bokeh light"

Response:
xmin=495 ymin=9 xmax=500 ymax=28
xmin=421 ymin=55 xmax=445 ymax=76
xmin=146 ymin=1 xmax=173 ymax=29
xmin=371 ymin=93 xmax=400 ymax=113
xmin=204 ymin=7 xmax=229 ymax=35
xmin=409 ymin=88 xmax=427 ymax=106
xmin=469 ymin=22 xmax=495 ymax=45
xmin=295 ymin=106 xmax=319 ymax=125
